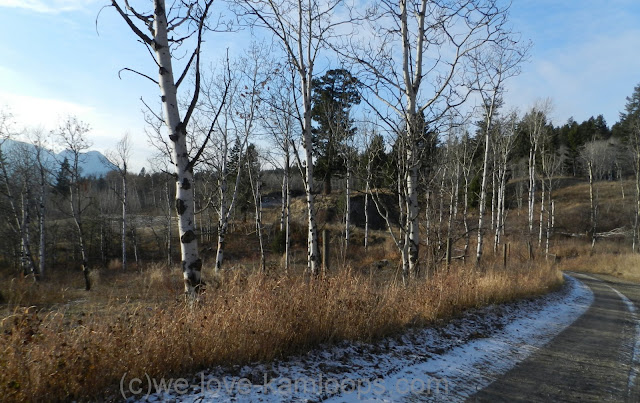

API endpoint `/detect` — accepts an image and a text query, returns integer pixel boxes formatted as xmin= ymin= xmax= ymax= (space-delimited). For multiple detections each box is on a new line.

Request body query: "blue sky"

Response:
xmin=1 ymin=0 xmax=639 ymax=172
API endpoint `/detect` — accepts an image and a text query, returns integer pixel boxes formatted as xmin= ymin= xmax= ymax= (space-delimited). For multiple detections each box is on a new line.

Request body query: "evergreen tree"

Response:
xmin=617 ymin=83 xmax=640 ymax=140
xmin=229 ymin=142 xmax=260 ymax=221
xmin=54 ymin=157 xmax=71 ymax=196
xmin=362 ymin=133 xmax=390 ymax=188
xmin=311 ymin=68 xmax=361 ymax=194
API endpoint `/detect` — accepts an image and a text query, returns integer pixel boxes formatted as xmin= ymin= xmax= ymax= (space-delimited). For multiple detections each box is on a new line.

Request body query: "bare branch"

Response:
xmin=187 ymin=54 xmax=231 ymax=172
xmin=111 ymin=0 xmax=153 ymax=46
xmin=167 ymin=3 xmax=194 ymax=32
xmin=118 ymin=67 xmax=159 ymax=85
xmin=183 ymin=0 xmax=215 ymax=128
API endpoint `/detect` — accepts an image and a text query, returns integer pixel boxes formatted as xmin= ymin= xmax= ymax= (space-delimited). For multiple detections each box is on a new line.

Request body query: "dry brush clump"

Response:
xmin=558 ymin=239 xmax=640 ymax=281
xmin=0 ymin=260 xmax=561 ymax=402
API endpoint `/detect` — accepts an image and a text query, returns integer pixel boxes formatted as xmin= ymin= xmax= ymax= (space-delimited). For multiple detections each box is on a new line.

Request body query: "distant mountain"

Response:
xmin=56 ymin=149 xmax=117 ymax=177
xmin=0 ymin=139 xmax=117 ymax=178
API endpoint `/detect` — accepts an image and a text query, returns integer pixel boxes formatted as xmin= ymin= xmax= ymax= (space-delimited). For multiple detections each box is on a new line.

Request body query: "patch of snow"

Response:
xmin=123 ymin=274 xmax=592 ymax=402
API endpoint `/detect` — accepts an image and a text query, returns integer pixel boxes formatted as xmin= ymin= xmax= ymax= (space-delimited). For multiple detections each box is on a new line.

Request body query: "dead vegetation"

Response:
xmin=0 ymin=256 xmax=560 ymax=402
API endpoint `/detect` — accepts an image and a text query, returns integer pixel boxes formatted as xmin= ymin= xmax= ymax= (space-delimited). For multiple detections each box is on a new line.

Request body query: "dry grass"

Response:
xmin=557 ymin=239 xmax=640 ymax=282
xmin=0 ymin=257 xmax=560 ymax=402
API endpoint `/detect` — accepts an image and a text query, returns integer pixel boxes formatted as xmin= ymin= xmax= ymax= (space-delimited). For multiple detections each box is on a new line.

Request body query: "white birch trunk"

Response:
xmin=588 ymin=161 xmax=596 ymax=249
xmin=121 ymin=166 xmax=127 ymax=271
xmin=406 ymin=161 xmax=420 ymax=278
xmin=344 ymin=165 xmax=351 ymax=253
xmin=131 ymin=226 xmax=139 ymax=264
xmin=166 ymin=179 xmax=172 ymax=266
xmin=545 ymin=197 xmax=553 ymax=258
xmin=493 ymin=169 xmax=503 ymax=253
xmin=635 ymin=165 xmax=640 ymax=253
xmin=70 ymin=183 xmax=90 ymax=290
xmin=280 ymin=172 xmax=286 ymax=232
xmin=36 ymin=149 xmax=47 ymax=278
xmin=215 ymin=131 xmax=249 ymax=271
xmin=285 ymin=155 xmax=291 ymax=273
xmin=20 ymin=190 xmax=37 ymax=277
xmin=490 ymin=169 xmax=497 ymax=233
xmin=38 ymin=180 xmax=46 ymax=277
xmin=538 ymin=179 xmax=545 ymax=247
xmin=215 ymin=135 xmax=230 ymax=271
xmin=425 ymin=190 xmax=431 ymax=248
xmin=302 ymin=72 xmax=320 ymax=276
xmin=400 ymin=0 xmax=427 ymax=280
xmin=476 ymin=97 xmax=495 ymax=263
xmin=463 ymin=176 xmax=470 ymax=261
xmin=528 ymin=147 xmax=536 ymax=235
xmin=364 ymin=170 xmax=370 ymax=251
xmin=152 ymin=0 xmax=201 ymax=295
xmin=438 ymin=168 xmax=446 ymax=241
xmin=249 ymin=164 xmax=265 ymax=272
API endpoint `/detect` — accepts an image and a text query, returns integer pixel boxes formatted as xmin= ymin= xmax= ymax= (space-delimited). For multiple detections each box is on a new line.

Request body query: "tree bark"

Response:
xmin=588 ymin=161 xmax=597 ymax=249
xmin=344 ymin=164 xmax=351 ymax=255
xmin=476 ymin=93 xmax=496 ymax=263
xmin=152 ymin=0 xmax=201 ymax=295
xmin=121 ymin=166 xmax=127 ymax=270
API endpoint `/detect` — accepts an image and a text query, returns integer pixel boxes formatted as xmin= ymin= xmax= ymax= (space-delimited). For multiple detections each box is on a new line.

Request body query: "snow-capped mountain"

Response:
xmin=0 ymin=139 xmax=117 ymax=177
xmin=56 ymin=149 xmax=117 ymax=177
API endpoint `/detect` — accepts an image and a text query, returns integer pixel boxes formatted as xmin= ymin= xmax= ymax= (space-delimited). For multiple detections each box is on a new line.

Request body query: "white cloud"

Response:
xmin=505 ymin=28 xmax=640 ymax=126
xmin=0 ymin=91 xmax=150 ymax=172
xmin=0 ymin=0 xmax=98 ymax=13
xmin=0 ymin=91 xmax=95 ymax=130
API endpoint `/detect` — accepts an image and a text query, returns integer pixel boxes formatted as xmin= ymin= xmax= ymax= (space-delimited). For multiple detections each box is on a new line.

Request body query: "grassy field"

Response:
xmin=0 ymin=247 xmax=562 ymax=401
xmin=2 ymin=177 xmax=638 ymax=401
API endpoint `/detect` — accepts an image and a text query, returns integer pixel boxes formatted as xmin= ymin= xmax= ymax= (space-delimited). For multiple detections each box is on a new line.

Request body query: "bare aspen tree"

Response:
xmin=199 ymin=47 xmax=266 ymax=271
xmin=617 ymin=85 xmax=640 ymax=251
xmin=469 ymin=41 xmax=528 ymax=263
xmin=262 ymin=68 xmax=297 ymax=272
xmin=539 ymin=128 xmax=562 ymax=258
xmin=581 ymin=140 xmax=611 ymax=249
xmin=523 ymin=100 xmax=551 ymax=238
xmin=57 ymin=116 xmax=92 ymax=290
xmin=28 ymin=129 xmax=52 ymax=278
xmin=165 ymin=174 xmax=173 ymax=266
xmin=443 ymin=126 xmax=460 ymax=241
xmin=342 ymin=133 xmax=354 ymax=256
xmin=0 ymin=113 xmax=36 ymax=277
xmin=148 ymin=154 xmax=175 ymax=266
xmin=535 ymin=104 xmax=559 ymax=252
xmin=238 ymin=0 xmax=354 ymax=275
xmin=0 ymin=143 xmax=39 ymax=278
xmin=110 ymin=0 xmax=223 ymax=297
xmin=347 ymin=0 xmax=510 ymax=280
xmin=628 ymin=119 xmax=640 ymax=252
xmin=248 ymin=151 xmax=266 ymax=272
xmin=106 ymin=133 xmax=132 ymax=270
xmin=458 ymin=128 xmax=480 ymax=260
xmin=492 ymin=111 xmax=519 ymax=252
xmin=359 ymin=122 xmax=383 ymax=252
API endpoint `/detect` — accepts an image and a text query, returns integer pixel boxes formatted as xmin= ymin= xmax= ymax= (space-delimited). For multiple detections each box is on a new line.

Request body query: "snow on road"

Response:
xmin=124 ymin=275 xmax=592 ymax=402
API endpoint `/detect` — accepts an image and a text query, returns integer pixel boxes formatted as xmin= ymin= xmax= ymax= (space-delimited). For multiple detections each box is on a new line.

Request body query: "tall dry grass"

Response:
xmin=557 ymin=239 xmax=640 ymax=281
xmin=0 ymin=260 xmax=561 ymax=402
